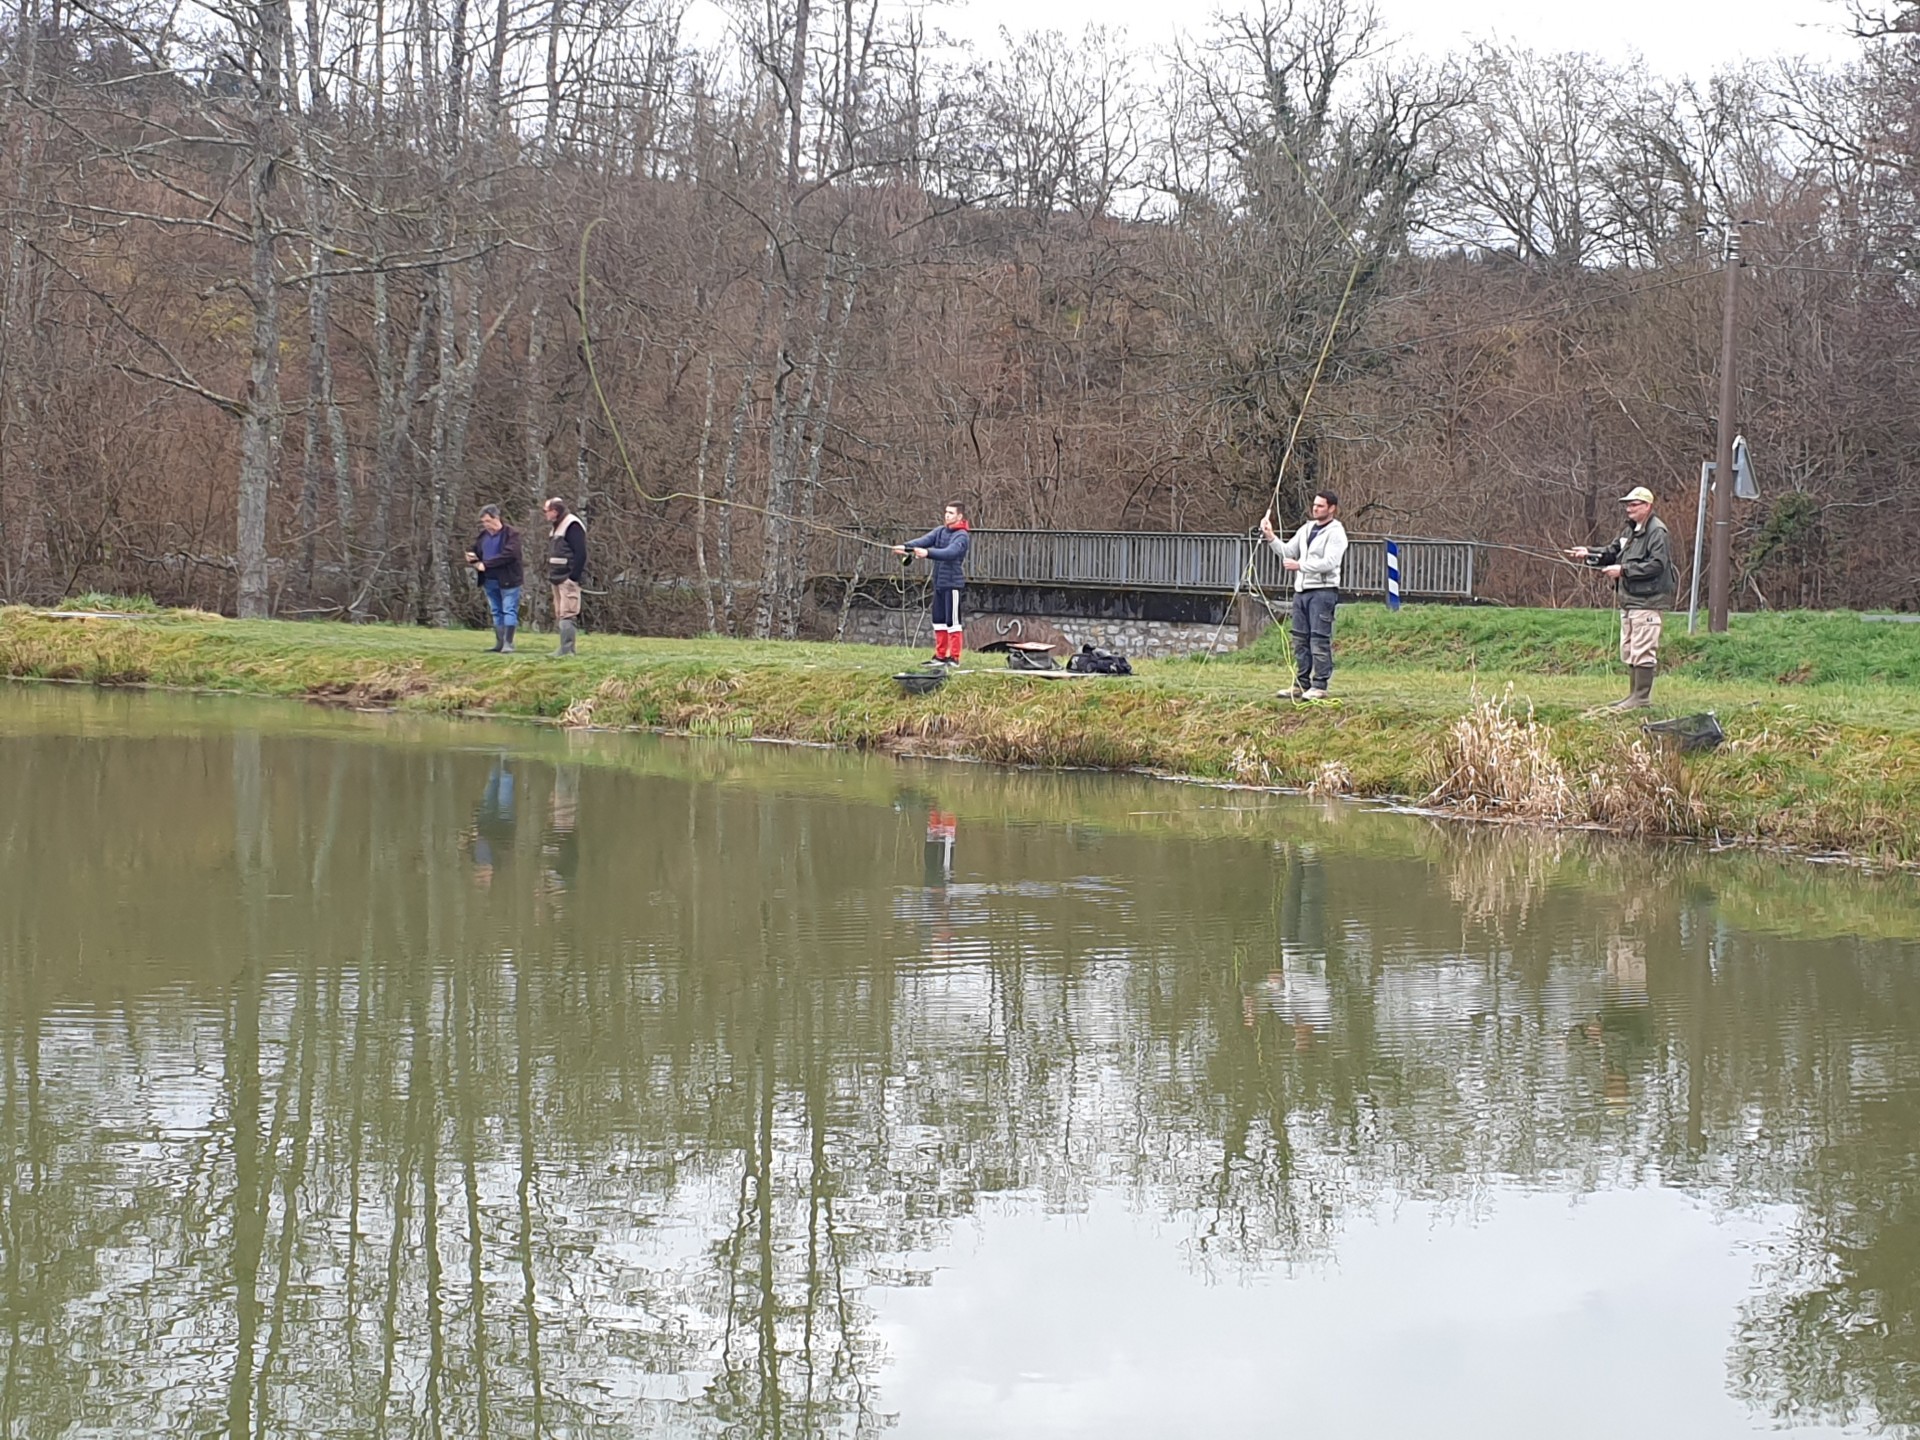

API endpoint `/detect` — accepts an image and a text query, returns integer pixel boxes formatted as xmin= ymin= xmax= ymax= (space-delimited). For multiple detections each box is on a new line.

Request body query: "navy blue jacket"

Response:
xmin=904 ymin=523 xmax=971 ymax=588
xmin=471 ymin=524 xmax=524 ymax=589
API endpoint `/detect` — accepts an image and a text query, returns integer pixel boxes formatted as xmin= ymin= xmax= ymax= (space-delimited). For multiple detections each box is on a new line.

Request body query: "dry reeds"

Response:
xmin=1424 ymin=688 xmax=1575 ymax=820
xmin=1307 ymin=759 xmax=1353 ymax=797
xmin=560 ymin=675 xmax=639 ymax=729
xmin=1584 ymin=738 xmax=1706 ymax=837
xmin=1228 ymin=745 xmax=1273 ymax=785
xmin=1426 ymin=688 xmax=1706 ymax=838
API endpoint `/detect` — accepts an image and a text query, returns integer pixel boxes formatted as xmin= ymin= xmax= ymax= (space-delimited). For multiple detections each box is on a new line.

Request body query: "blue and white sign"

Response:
xmin=1385 ymin=539 xmax=1402 ymax=611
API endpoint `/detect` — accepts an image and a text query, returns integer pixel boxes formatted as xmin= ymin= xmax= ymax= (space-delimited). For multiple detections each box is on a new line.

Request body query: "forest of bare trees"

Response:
xmin=3 ymin=0 xmax=1920 ymax=628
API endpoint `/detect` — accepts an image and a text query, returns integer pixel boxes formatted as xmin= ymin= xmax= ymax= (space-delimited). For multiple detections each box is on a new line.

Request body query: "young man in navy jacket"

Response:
xmin=894 ymin=502 xmax=972 ymax=665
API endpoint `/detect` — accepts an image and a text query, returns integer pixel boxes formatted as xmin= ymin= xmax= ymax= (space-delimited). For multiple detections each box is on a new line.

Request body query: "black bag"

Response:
xmin=1067 ymin=644 xmax=1132 ymax=676
xmin=1006 ymin=646 xmax=1059 ymax=671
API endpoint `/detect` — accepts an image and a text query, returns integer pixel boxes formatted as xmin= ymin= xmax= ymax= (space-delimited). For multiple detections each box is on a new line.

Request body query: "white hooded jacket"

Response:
xmin=1266 ymin=519 xmax=1348 ymax=592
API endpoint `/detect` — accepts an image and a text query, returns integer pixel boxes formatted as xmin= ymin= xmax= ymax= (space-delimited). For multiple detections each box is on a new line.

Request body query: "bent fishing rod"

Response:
xmin=575 ymin=217 xmax=901 ymax=561
xmin=577 ymin=222 xmax=1620 ymax=602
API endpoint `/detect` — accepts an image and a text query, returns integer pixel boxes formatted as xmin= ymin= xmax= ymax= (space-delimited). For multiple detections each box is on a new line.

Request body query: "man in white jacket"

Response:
xmin=1259 ymin=491 xmax=1348 ymax=700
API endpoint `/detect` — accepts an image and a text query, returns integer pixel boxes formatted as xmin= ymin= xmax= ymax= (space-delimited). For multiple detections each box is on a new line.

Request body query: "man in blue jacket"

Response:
xmin=894 ymin=502 xmax=972 ymax=665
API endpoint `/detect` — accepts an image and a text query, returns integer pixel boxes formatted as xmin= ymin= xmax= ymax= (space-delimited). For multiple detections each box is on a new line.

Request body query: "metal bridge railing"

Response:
xmin=821 ymin=530 xmax=1477 ymax=600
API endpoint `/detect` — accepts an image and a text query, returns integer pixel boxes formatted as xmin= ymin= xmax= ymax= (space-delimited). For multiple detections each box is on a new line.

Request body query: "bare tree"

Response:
xmin=1156 ymin=0 xmax=1464 ymax=519
xmin=1433 ymin=46 xmax=1630 ymax=267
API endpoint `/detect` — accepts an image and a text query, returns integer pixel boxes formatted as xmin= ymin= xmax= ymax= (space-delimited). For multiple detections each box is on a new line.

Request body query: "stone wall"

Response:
xmin=833 ymin=604 xmax=1239 ymax=658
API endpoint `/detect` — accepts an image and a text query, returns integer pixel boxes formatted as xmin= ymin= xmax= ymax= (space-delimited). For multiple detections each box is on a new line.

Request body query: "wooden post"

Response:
xmin=1235 ymin=593 xmax=1273 ymax=649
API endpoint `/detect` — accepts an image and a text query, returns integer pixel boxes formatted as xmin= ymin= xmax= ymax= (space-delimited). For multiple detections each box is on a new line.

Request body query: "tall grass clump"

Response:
xmin=1425 ymin=688 xmax=1575 ymax=820
xmin=56 ymin=592 xmax=164 ymax=614
xmin=1426 ymin=688 xmax=1708 ymax=837
xmin=1584 ymin=738 xmax=1707 ymax=838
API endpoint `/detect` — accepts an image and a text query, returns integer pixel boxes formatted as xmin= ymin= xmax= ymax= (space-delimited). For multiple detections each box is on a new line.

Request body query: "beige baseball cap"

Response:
xmin=1619 ymin=486 xmax=1654 ymax=504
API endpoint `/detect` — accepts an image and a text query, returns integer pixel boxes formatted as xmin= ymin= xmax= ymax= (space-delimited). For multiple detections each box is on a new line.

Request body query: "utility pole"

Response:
xmin=1707 ymin=225 xmax=1744 ymax=633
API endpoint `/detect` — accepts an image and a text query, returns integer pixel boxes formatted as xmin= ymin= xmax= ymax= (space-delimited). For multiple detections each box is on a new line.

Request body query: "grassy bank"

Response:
xmin=5 ymin=602 xmax=1920 ymax=862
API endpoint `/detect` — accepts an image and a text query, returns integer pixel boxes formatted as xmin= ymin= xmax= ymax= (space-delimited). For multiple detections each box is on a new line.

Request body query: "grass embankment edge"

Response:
xmin=5 ymin=605 xmax=1920 ymax=866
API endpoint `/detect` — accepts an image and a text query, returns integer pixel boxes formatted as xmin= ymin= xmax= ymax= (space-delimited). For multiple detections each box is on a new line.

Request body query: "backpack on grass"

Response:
xmin=1066 ymin=645 xmax=1133 ymax=676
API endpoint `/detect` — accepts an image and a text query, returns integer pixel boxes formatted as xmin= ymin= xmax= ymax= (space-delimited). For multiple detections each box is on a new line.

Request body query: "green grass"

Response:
xmin=1222 ymin=604 xmax=1920 ymax=687
xmin=56 ymin=591 xmax=167 ymax=614
xmin=6 ymin=603 xmax=1920 ymax=863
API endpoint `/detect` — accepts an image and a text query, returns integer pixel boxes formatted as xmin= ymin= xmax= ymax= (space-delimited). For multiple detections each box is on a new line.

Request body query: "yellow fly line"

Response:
xmin=574 ymin=211 xmax=1599 ymax=646
xmin=1205 ymin=126 xmax=1369 ymax=657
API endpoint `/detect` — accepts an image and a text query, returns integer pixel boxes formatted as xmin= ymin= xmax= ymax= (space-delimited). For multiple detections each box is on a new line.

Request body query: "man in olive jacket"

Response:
xmin=1563 ymin=486 xmax=1676 ymax=710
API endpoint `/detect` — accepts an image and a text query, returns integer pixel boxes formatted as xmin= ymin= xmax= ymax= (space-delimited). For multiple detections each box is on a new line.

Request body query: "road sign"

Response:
xmin=1732 ymin=434 xmax=1759 ymax=500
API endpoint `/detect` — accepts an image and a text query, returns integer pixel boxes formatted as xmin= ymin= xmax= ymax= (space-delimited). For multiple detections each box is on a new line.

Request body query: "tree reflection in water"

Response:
xmin=0 ymin=695 xmax=1918 ymax=1436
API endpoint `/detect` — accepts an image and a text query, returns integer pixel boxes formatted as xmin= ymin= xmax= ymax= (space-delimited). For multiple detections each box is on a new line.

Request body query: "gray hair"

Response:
xmin=478 ymin=503 xmax=502 ymax=520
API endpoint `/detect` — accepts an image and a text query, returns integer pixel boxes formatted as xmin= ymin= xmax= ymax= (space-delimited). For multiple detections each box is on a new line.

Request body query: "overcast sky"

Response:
xmin=933 ymin=0 xmax=1863 ymax=77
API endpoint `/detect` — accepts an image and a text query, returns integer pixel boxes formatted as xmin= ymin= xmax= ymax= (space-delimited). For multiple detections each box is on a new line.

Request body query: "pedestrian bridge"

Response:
xmin=820 ymin=530 xmax=1480 ymax=603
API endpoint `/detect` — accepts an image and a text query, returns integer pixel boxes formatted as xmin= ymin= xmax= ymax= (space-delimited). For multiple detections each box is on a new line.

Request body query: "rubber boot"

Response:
xmin=487 ymin=625 xmax=504 ymax=653
xmin=501 ymin=625 xmax=516 ymax=655
xmin=1610 ymin=665 xmax=1654 ymax=711
xmin=554 ymin=620 xmax=577 ymax=657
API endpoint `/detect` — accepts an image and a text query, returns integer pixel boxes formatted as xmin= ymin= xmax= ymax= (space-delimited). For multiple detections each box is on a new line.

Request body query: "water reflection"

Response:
xmin=469 ymin=758 xmax=518 ymax=888
xmin=542 ymin=766 xmax=579 ymax=906
xmin=0 ymin=686 xmax=1918 ymax=1436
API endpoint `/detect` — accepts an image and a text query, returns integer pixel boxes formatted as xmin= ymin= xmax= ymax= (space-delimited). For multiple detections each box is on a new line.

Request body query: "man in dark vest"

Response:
xmin=543 ymin=497 xmax=588 ymax=657
xmin=1564 ymin=485 xmax=1676 ymax=710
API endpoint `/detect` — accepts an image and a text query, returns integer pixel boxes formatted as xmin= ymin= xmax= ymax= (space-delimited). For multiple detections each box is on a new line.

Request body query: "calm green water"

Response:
xmin=3 ymin=684 xmax=1918 ymax=1438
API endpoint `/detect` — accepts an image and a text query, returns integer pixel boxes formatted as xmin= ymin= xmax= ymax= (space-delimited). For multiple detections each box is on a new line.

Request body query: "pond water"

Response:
xmin=2 ymin=683 xmax=1918 ymax=1438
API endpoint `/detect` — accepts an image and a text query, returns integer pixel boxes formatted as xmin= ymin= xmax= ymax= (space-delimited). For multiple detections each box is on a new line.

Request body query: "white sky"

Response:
xmin=931 ymin=0 xmax=1862 ymax=78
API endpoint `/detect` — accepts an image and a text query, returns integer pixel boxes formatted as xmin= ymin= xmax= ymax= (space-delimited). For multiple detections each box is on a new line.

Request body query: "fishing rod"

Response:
xmin=1255 ymin=187 xmax=1363 ymax=536
xmin=1200 ymin=120 xmax=1372 ymax=659
xmin=1224 ymin=531 xmax=1614 ymax=643
xmin=1318 ymin=531 xmax=1591 ymax=568
xmin=1463 ymin=540 xmax=1593 ymax=569
xmin=578 ymin=220 xmax=1612 ymax=633
xmin=575 ymin=218 xmax=900 ymax=559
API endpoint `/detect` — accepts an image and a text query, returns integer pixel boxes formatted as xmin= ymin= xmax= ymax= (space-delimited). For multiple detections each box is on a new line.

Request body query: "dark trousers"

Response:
xmin=1291 ymin=588 xmax=1338 ymax=689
